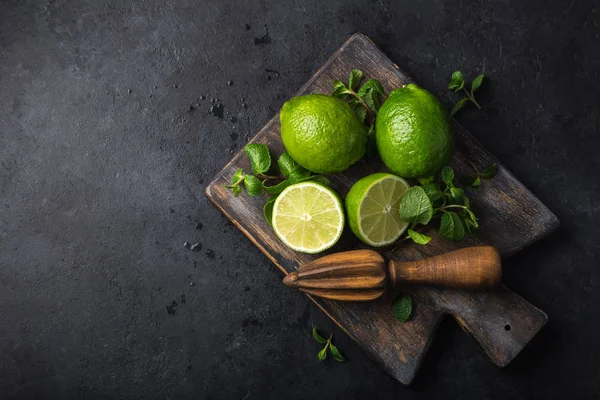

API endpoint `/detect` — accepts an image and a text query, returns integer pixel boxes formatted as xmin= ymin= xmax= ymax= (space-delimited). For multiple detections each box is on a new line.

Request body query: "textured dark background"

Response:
xmin=1 ymin=0 xmax=599 ymax=399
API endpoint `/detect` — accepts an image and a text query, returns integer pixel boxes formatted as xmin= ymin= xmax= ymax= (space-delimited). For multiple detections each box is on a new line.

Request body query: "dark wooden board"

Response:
xmin=205 ymin=34 xmax=559 ymax=384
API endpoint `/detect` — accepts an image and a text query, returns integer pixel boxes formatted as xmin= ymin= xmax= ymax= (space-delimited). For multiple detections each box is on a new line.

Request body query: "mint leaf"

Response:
xmin=357 ymin=79 xmax=384 ymax=96
xmin=451 ymin=97 xmax=470 ymax=116
xmin=312 ymin=327 xmax=328 ymax=345
xmin=348 ymin=69 xmax=363 ymax=91
xmin=438 ymin=211 xmax=465 ymax=241
xmin=471 ymin=74 xmax=484 ymax=94
xmin=398 ymin=186 xmax=433 ymax=226
xmin=276 ymin=152 xmax=311 ymax=181
xmin=440 ymin=166 xmax=455 ymax=186
xmin=471 ymin=176 xmax=482 ymax=188
xmin=244 ymin=144 xmax=271 ymax=175
xmin=332 ymin=80 xmax=347 ymax=91
xmin=331 ymin=86 xmax=352 ymax=99
xmin=231 ymin=168 xmax=244 ymax=184
xmin=480 ymin=163 xmax=497 ymax=179
xmin=277 ymin=152 xmax=310 ymax=178
xmin=348 ymin=99 xmax=367 ymax=122
xmin=464 ymin=208 xmax=479 ymax=229
xmin=263 ymin=179 xmax=291 ymax=196
xmin=392 ymin=294 xmax=412 ymax=322
xmin=421 ymin=183 xmax=443 ymax=204
xmin=449 ymin=71 xmax=465 ymax=91
xmin=408 ymin=229 xmax=432 ymax=245
xmin=244 ymin=175 xmax=263 ymax=196
xmin=449 ymin=187 xmax=466 ymax=205
xmin=225 ymin=168 xmax=245 ymax=196
xmin=317 ymin=345 xmax=328 ymax=361
xmin=233 ymin=186 xmax=243 ymax=196
xmin=263 ymin=198 xmax=276 ymax=225
xmin=367 ymin=90 xmax=381 ymax=113
xmin=329 ymin=343 xmax=345 ymax=362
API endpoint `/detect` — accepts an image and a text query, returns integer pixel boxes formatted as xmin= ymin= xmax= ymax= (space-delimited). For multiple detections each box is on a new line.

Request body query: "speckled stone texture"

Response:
xmin=0 ymin=1 xmax=598 ymax=399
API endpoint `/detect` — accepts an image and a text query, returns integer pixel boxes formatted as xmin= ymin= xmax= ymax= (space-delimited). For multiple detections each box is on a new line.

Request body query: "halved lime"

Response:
xmin=272 ymin=182 xmax=345 ymax=254
xmin=346 ymin=173 xmax=410 ymax=247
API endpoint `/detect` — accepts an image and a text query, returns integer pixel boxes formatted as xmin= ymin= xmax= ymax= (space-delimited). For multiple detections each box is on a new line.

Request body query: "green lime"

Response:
xmin=272 ymin=182 xmax=345 ymax=254
xmin=345 ymin=173 xmax=410 ymax=247
xmin=280 ymin=94 xmax=367 ymax=174
xmin=376 ymin=84 xmax=455 ymax=178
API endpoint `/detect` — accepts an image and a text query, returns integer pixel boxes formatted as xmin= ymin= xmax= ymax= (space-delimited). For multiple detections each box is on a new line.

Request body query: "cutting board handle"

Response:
xmin=441 ymin=285 xmax=548 ymax=366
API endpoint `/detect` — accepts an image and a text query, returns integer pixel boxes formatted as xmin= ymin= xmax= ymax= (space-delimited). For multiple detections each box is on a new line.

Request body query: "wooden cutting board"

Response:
xmin=205 ymin=33 xmax=559 ymax=384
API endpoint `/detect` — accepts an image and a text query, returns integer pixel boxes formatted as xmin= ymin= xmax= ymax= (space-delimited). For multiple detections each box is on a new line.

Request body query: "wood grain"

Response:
xmin=389 ymin=246 xmax=501 ymax=289
xmin=205 ymin=33 xmax=559 ymax=384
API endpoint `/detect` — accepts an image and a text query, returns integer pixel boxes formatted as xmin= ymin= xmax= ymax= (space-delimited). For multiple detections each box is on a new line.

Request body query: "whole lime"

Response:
xmin=280 ymin=94 xmax=367 ymax=174
xmin=376 ymin=84 xmax=455 ymax=178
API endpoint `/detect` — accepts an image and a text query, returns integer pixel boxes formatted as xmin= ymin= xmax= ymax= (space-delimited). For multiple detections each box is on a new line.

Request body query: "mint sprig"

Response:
xmin=312 ymin=327 xmax=345 ymax=363
xmin=225 ymin=144 xmax=328 ymax=223
xmin=449 ymin=71 xmax=484 ymax=116
xmin=460 ymin=163 xmax=497 ymax=188
xmin=398 ymin=164 xmax=489 ymax=244
xmin=331 ymin=69 xmax=385 ymax=122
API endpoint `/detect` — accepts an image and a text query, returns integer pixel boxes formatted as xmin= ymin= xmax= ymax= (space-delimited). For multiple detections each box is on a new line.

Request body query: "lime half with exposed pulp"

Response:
xmin=345 ymin=173 xmax=410 ymax=247
xmin=272 ymin=182 xmax=345 ymax=254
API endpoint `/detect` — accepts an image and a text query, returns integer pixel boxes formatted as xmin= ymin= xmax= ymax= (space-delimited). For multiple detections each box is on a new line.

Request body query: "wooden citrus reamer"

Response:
xmin=283 ymin=246 xmax=501 ymax=300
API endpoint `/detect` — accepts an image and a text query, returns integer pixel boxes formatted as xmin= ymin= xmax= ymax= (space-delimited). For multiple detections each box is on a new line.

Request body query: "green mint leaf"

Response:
xmin=244 ymin=144 xmax=271 ymax=175
xmin=232 ymin=184 xmax=243 ymax=196
xmin=471 ymin=74 xmax=484 ymax=94
xmin=361 ymin=90 xmax=379 ymax=115
xmin=357 ymin=79 xmax=384 ymax=96
xmin=398 ymin=186 xmax=433 ymax=226
xmin=459 ymin=175 xmax=477 ymax=187
xmin=231 ymin=168 xmax=244 ymax=184
xmin=392 ymin=293 xmax=412 ymax=322
xmin=317 ymin=345 xmax=328 ymax=361
xmin=449 ymin=187 xmax=466 ymax=205
xmin=440 ymin=166 xmax=455 ymax=186
xmin=407 ymin=229 xmax=432 ymax=245
xmin=329 ymin=343 xmax=345 ymax=362
xmin=368 ymin=89 xmax=381 ymax=113
xmin=332 ymin=80 xmax=347 ymax=91
xmin=331 ymin=86 xmax=352 ymax=99
xmin=244 ymin=175 xmax=263 ymax=196
xmin=348 ymin=69 xmax=363 ymax=91
xmin=451 ymin=97 xmax=470 ymax=116
xmin=263 ymin=198 xmax=276 ymax=225
xmin=449 ymin=71 xmax=465 ymax=91
xmin=421 ymin=183 xmax=443 ymax=203
xmin=438 ymin=211 xmax=465 ymax=241
xmin=480 ymin=163 xmax=497 ymax=179
xmin=277 ymin=152 xmax=311 ymax=181
xmin=464 ymin=208 xmax=479 ymax=229
xmin=471 ymin=176 xmax=482 ymax=188
xmin=462 ymin=195 xmax=470 ymax=208
xmin=277 ymin=152 xmax=297 ymax=177
xmin=348 ymin=99 xmax=367 ymax=123
xmin=312 ymin=327 xmax=328 ymax=344
xmin=263 ymin=179 xmax=291 ymax=196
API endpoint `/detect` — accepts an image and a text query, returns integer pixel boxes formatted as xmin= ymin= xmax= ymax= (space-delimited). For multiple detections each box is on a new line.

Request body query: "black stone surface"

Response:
xmin=1 ymin=1 xmax=599 ymax=399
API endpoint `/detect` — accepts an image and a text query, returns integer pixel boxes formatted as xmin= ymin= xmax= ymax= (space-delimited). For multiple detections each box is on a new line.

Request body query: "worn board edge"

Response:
xmin=205 ymin=33 xmax=559 ymax=383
